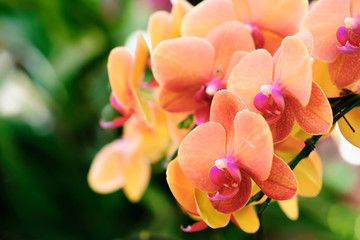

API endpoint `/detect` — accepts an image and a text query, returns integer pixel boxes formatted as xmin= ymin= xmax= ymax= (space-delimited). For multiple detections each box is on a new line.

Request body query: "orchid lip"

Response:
xmin=337 ymin=42 xmax=360 ymax=55
xmin=208 ymin=156 xmax=241 ymax=201
xmin=254 ymin=85 xmax=285 ymax=125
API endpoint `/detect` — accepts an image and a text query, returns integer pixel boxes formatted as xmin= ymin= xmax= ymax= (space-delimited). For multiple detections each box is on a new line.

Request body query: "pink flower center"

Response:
xmin=208 ymin=157 xmax=241 ymax=201
xmin=196 ymin=69 xmax=225 ymax=102
xmin=336 ymin=17 xmax=360 ymax=54
xmin=253 ymin=85 xmax=285 ymax=125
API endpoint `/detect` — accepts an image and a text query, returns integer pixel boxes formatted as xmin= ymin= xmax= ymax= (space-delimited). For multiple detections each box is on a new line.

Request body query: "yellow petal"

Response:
xmin=339 ymin=107 xmax=360 ymax=148
xmin=278 ymin=196 xmax=299 ymax=220
xmin=87 ymin=140 xmax=129 ymax=194
xmin=294 ymin=152 xmax=322 ymax=197
xmin=312 ymin=59 xmax=341 ymax=98
xmin=123 ymin=154 xmax=151 ymax=202
xmin=232 ymin=206 xmax=260 ymax=233
xmin=195 ymin=189 xmax=230 ymax=228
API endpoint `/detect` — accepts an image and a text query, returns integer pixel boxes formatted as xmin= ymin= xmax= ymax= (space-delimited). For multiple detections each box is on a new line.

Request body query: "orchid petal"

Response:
xmin=205 ymin=21 xmax=255 ymax=77
xmin=181 ymin=0 xmax=237 ymax=37
xmin=312 ymin=59 xmax=341 ymax=98
xmin=210 ymin=90 xmax=247 ymax=151
xmin=328 ymin=51 xmax=360 ymax=88
xmin=179 ymin=122 xmax=226 ymax=192
xmin=123 ymin=154 xmax=150 ymax=202
xmin=294 ymin=152 xmax=322 ymax=197
xmin=338 ymin=107 xmax=360 ymax=148
xmin=108 ymin=47 xmax=134 ymax=110
xmin=233 ymin=110 xmax=273 ymax=181
xmin=148 ymin=11 xmax=171 ymax=50
xmin=231 ymin=0 xmax=251 ymax=22
xmin=158 ymin=85 xmax=204 ymax=112
xmin=169 ymin=0 xmax=193 ymax=37
xmin=260 ymin=29 xmax=283 ymax=55
xmin=301 ymin=0 xmax=350 ymax=62
xmin=251 ymin=0 xmax=308 ymax=36
xmin=167 ymin=158 xmax=198 ymax=214
xmin=87 ymin=140 xmax=129 ymax=194
xmin=274 ymin=36 xmax=312 ymax=107
xmin=278 ymin=196 xmax=299 ymax=220
xmin=181 ymin=220 xmax=208 ymax=232
xmin=132 ymin=32 xmax=149 ymax=89
xmin=195 ymin=189 xmax=231 ymax=228
xmin=288 ymin=82 xmax=333 ymax=135
xmin=152 ymin=37 xmax=214 ymax=91
xmin=251 ymin=155 xmax=297 ymax=200
xmin=227 ymin=49 xmax=273 ymax=112
xmin=231 ymin=205 xmax=260 ymax=233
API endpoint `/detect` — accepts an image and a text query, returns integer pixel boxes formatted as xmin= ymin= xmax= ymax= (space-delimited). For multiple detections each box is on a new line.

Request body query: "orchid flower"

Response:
xmin=181 ymin=0 xmax=308 ymax=54
xmin=88 ymin=105 xmax=170 ymax=202
xmin=101 ymin=31 xmax=154 ymax=128
xmin=151 ymin=21 xmax=255 ymax=123
xmin=227 ymin=35 xmax=333 ymax=142
xmin=301 ymin=0 xmax=360 ymax=87
xmin=167 ymin=90 xmax=297 ymax=231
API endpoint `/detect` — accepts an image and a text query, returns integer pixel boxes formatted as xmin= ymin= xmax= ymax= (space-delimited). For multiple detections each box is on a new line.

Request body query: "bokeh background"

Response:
xmin=0 ymin=0 xmax=360 ymax=239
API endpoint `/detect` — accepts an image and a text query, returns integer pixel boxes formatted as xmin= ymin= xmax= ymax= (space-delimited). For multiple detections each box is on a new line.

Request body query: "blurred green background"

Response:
xmin=0 ymin=0 xmax=360 ymax=239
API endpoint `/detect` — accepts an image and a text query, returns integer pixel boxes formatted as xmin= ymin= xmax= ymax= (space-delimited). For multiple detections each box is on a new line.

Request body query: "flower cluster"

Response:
xmin=88 ymin=0 xmax=360 ymax=234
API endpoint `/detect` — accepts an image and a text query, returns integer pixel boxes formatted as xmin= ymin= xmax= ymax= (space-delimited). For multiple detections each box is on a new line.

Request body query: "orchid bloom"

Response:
xmin=228 ymin=35 xmax=333 ymax=142
xmin=181 ymin=0 xmax=308 ymax=54
xmin=274 ymin=136 xmax=322 ymax=220
xmin=301 ymin=0 xmax=360 ymax=87
xmin=167 ymin=90 xmax=297 ymax=231
xmin=101 ymin=31 xmax=154 ymax=128
xmin=151 ymin=21 xmax=255 ymax=123
xmin=88 ymin=105 xmax=170 ymax=202
xmin=148 ymin=0 xmax=192 ymax=50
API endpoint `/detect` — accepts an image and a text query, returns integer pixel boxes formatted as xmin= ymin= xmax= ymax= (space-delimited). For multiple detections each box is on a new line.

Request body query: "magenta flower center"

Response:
xmin=254 ymin=84 xmax=285 ymax=125
xmin=208 ymin=157 xmax=241 ymax=201
xmin=336 ymin=17 xmax=360 ymax=54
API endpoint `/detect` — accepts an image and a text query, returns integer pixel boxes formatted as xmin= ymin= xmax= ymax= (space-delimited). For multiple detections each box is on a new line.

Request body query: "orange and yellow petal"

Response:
xmin=231 ymin=205 xmax=260 ymax=233
xmin=167 ymin=158 xmax=198 ymax=214
xmin=195 ymin=189 xmax=231 ymax=228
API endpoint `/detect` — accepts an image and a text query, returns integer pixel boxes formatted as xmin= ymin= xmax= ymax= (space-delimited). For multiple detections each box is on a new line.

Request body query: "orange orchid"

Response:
xmin=101 ymin=31 xmax=154 ymax=128
xmin=181 ymin=0 xmax=308 ymax=54
xmin=227 ymin=35 xmax=333 ymax=142
xmin=151 ymin=21 xmax=254 ymax=123
xmin=301 ymin=0 xmax=360 ymax=88
xmin=167 ymin=90 xmax=297 ymax=231
xmin=88 ymin=105 xmax=170 ymax=202
xmin=148 ymin=0 xmax=192 ymax=50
